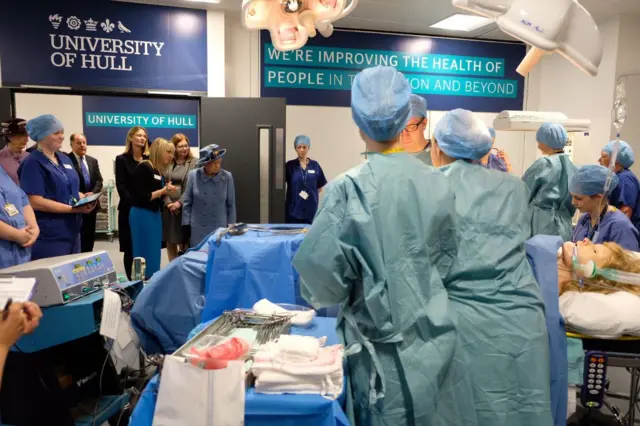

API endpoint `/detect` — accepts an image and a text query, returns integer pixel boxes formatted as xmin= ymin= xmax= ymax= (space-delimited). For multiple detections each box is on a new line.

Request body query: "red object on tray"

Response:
xmin=188 ymin=337 xmax=250 ymax=370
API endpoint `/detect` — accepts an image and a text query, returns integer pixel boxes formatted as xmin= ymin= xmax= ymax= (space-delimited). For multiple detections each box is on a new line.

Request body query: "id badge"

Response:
xmin=4 ymin=203 xmax=18 ymax=217
xmin=299 ymin=191 xmax=309 ymax=200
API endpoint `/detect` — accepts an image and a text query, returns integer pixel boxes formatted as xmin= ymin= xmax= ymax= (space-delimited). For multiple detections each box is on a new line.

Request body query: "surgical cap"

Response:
xmin=409 ymin=94 xmax=427 ymax=119
xmin=434 ymin=109 xmax=493 ymax=161
xmin=603 ymin=140 xmax=635 ymax=169
xmin=488 ymin=127 xmax=496 ymax=139
xmin=351 ymin=66 xmax=411 ymax=142
xmin=536 ymin=122 xmax=567 ymax=150
xmin=569 ymin=165 xmax=619 ymax=196
xmin=26 ymin=114 xmax=63 ymax=142
xmin=294 ymin=135 xmax=310 ymax=148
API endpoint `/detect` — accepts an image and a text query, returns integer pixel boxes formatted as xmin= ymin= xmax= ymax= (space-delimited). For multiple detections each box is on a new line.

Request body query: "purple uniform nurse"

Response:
xmin=285 ymin=135 xmax=327 ymax=224
xmin=17 ymin=114 xmax=97 ymax=261
xmin=599 ymin=140 xmax=640 ymax=233
xmin=0 ymin=119 xmax=39 ymax=269
xmin=570 ymin=164 xmax=639 ymax=251
xmin=480 ymin=127 xmax=512 ymax=172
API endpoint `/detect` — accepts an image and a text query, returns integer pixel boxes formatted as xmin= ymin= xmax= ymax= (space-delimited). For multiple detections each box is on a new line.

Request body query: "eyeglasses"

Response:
xmin=405 ymin=119 xmax=425 ymax=132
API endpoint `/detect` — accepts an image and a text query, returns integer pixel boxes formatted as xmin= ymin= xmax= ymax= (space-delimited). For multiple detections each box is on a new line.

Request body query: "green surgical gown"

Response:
xmin=522 ymin=154 xmax=577 ymax=241
xmin=413 ymin=148 xmax=432 ymax=166
xmin=293 ymin=153 xmax=478 ymax=426
xmin=441 ymin=160 xmax=553 ymax=426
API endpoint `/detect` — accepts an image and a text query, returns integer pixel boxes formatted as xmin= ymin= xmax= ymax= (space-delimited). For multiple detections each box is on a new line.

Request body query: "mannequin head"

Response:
xmin=558 ymin=241 xmax=640 ymax=295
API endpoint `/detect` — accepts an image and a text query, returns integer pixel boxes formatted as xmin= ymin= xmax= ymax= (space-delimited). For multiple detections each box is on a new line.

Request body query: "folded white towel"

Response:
xmin=279 ymin=335 xmax=323 ymax=360
xmin=252 ymin=345 xmax=343 ymax=376
xmin=255 ymin=370 xmax=343 ymax=399
xmin=253 ymin=299 xmax=316 ymax=327
xmin=252 ymin=345 xmax=345 ymax=399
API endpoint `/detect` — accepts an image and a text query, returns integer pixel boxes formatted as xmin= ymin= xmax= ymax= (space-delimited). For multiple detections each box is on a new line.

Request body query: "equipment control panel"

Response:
xmin=0 ymin=252 xmax=117 ymax=307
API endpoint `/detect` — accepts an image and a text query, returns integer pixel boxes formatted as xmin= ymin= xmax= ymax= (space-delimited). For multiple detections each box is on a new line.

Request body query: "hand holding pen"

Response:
xmin=0 ymin=299 xmax=43 ymax=349
xmin=0 ymin=299 xmax=26 ymax=350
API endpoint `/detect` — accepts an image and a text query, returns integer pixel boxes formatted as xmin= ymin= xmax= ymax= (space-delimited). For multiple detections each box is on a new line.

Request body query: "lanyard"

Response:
xmin=299 ymin=160 xmax=310 ymax=189
xmin=586 ymin=205 xmax=610 ymax=241
xmin=39 ymin=149 xmax=75 ymax=205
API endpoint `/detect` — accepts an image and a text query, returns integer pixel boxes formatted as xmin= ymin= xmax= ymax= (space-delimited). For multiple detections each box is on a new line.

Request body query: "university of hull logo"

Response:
xmin=48 ymin=13 xmax=131 ymax=34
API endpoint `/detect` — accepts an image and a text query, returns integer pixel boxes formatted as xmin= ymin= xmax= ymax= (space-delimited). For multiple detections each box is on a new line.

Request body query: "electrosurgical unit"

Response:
xmin=0 ymin=251 xmax=117 ymax=307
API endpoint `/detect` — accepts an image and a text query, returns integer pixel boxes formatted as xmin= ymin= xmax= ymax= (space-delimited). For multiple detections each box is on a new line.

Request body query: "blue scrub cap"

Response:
xmin=488 ymin=127 xmax=496 ymax=139
xmin=294 ymin=135 xmax=310 ymax=148
xmin=603 ymin=140 xmax=635 ymax=169
xmin=536 ymin=122 xmax=567 ymax=150
xmin=434 ymin=109 xmax=493 ymax=161
xmin=351 ymin=66 xmax=411 ymax=142
xmin=569 ymin=165 xmax=619 ymax=196
xmin=196 ymin=144 xmax=227 ymax=168
xmin=26 ymin=114 xmax=63 ymax=142
xmin=409 ymin=94 xmax=427 ymax=119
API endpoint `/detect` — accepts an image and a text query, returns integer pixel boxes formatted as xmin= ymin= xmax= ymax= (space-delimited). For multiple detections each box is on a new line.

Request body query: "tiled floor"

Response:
xmin=94 ymin=237 xmax=170 ymax=276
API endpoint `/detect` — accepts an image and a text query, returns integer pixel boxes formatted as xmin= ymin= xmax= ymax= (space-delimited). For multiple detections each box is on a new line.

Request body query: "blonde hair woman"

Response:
xmin=115 ymin=126 xmax=150 ymax=279
xmin=129 ymin=138 xmax=176 ymax=278
xmin=162 ymin=134 xmax=196 ymax=260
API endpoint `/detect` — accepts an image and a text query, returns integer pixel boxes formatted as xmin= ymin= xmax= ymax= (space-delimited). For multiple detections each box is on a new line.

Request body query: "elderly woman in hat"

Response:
xmin=18 ymin=114 xmax=96 ymax=260
xmin=0 ymin=118 xmax=29 ymax=185
xmin=181 ymin=144 xmax=236 ymax=247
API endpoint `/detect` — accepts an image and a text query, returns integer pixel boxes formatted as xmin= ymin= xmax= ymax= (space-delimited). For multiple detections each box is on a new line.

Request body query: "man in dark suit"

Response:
xmin=67 ymin=133 xmax=103 ymax=252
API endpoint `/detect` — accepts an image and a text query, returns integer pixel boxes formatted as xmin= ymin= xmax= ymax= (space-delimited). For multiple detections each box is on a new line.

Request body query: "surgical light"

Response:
xmin=452 ymin=0 xmax=603 ymax=77
xmin=242 ymin=0 xmax=359 ymax=52
xmin=430 ymin=14 xmax=493 ymax=32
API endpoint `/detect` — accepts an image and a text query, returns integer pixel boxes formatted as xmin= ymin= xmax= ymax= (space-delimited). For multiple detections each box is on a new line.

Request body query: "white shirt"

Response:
xmin=73 ymin=152 xmax=90 ymax=175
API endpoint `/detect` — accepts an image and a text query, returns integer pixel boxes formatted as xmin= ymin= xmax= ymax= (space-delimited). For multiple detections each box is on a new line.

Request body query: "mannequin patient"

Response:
xmin=558 ymin=240 xmax=640 ymax=295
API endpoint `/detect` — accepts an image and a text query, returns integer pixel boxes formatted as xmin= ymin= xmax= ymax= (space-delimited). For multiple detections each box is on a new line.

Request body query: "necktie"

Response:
xmin=80 ymin=157 xmax=90 ymax=188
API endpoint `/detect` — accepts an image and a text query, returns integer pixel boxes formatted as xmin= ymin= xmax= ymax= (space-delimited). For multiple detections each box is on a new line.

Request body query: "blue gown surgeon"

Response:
xmin=522 ymin=122 xmax=577 ymax=241
xmin=570 ymin=164 xmax=639 ymax=251
xmin=0 ymin=164 xmax=39 ymax=269
xmin=430 ymin=109 xmax=553 ymax=426
xmin=599 ymin=140 xmax=640 ymax=233
xmin=18 ymin=115 xmax=96 ymax=260
xmin=293 ymin=66 xmax=478 ymax=426
xmin=400 ymin=94 xmax=432 ymax=165
xmin=285 ymin=135 xmax=327 ymax=224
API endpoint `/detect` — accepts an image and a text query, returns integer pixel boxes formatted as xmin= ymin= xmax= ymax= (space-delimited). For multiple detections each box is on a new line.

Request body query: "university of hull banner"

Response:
xmin=261 ymin=30 xmax=526 ymax=113
xmin=0 ymin=0 xmax=207 ymax=92
xmin=83 ymin=96 xmax=199 ymax=147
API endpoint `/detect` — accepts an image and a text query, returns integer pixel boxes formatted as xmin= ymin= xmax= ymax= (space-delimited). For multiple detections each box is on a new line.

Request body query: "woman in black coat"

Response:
xmin=115 ymin=126 xmax=149 ymax=279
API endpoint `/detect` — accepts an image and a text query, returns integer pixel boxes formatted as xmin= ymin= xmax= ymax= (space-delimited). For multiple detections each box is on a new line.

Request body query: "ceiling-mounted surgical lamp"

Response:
xmin=452 ymin=0 xmax=603 ymax=77
xmin=242 ymin=0 xmax=359 ymax=52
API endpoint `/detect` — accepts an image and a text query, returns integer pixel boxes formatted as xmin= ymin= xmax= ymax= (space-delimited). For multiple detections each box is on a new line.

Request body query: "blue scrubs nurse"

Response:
xmin=570 ymin=165 xmax=639 ymax=251
xmin=599 ymin=140 xmax=640 ymax=233
xmin=285 ymin=135 xmax=327 ymax=224
xmin=0 ymin=165 xmax=39 ymax=269
xmin=18 ymin=114 xmax=96 ymax=261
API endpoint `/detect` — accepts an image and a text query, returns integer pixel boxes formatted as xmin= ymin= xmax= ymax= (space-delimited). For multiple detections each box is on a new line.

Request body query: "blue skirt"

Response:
xmin=129 ymin=207 xmax=162 ymax=278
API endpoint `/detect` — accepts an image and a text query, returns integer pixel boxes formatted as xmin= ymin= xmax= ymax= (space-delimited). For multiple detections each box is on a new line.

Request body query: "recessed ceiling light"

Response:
xmin=430 ymin=14 xmax=493 ymax=32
